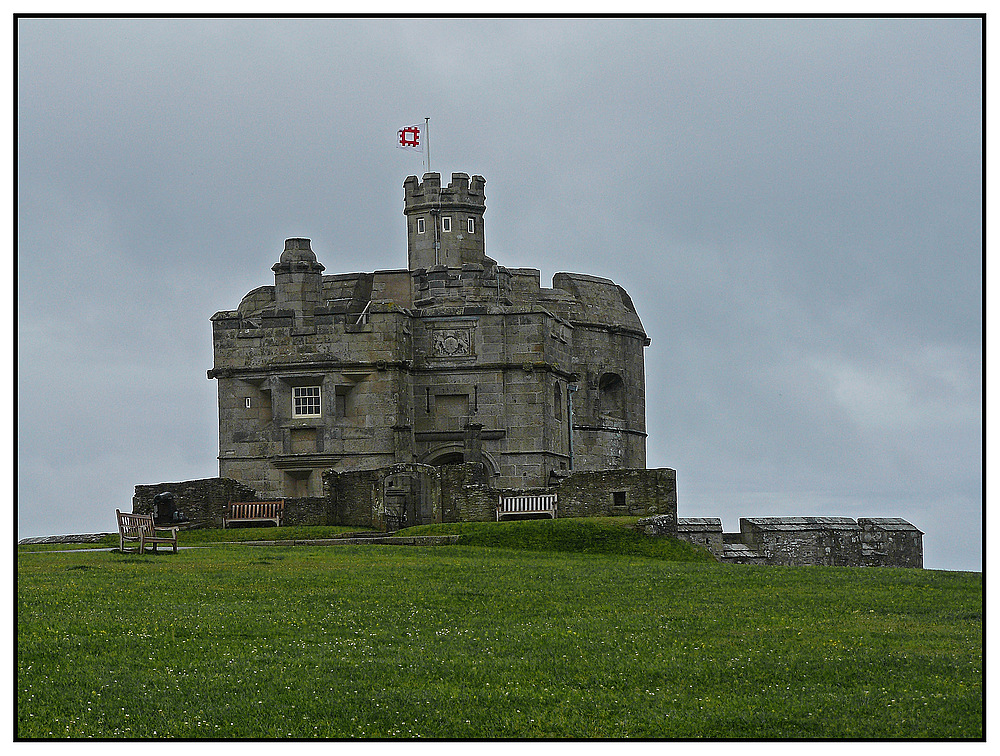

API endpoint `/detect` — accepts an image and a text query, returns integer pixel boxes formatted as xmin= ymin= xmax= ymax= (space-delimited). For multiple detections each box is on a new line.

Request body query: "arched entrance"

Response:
xmin=420 ymin=445 xmax=501 ymax=477
xmin=429 ymin=451 xmax=465 ymax=466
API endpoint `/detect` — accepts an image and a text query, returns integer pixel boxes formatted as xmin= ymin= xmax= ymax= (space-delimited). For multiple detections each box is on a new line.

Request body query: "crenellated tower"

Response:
xmin=403 ymin=172 xmax=493 ymax=271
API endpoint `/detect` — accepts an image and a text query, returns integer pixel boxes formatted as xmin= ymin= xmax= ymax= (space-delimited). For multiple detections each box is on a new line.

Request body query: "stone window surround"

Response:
xmin=292 ymin=385 xmax=322 ymax=418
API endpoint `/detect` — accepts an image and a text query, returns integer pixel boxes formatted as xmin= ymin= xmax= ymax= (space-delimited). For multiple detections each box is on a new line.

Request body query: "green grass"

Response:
xmin=20 ymin=517 xmax=716 ymax=561
xmin=19 ymin=524 xmax=368 ymax=551
xmin=17 ymin=524 xmax=982 ymax=739
xmin=399 ymin=517 xmax=716 ymax=561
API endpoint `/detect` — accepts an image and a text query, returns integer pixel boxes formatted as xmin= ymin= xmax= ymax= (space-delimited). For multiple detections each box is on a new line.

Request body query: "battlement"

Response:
xmin=404 ymin=172 xmax=489 ymax=271
xmin=403 ymin=172 xmax=486 ymax=213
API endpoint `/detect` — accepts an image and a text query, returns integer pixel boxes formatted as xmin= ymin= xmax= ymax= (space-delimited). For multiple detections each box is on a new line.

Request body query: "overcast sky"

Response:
xmin=16 ymin=17 xmax=982 ymax=570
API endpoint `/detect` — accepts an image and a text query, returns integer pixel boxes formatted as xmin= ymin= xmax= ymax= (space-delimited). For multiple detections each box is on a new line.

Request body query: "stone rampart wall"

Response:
xmin=554 ymin=468 xmax=676 ymax=524
xmin=133 ymin=477 xmax=259 ymax=528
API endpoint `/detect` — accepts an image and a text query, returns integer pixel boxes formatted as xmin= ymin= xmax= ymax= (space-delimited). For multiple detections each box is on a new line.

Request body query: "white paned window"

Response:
xmin=441 ymin=216 xmax=452 ymax=232
xmin=292 ymin=386 xmax=322 ymax=417
xmin=468 ymin=217 xmax=475 ymax=233
xmin=416 ymin=217 xmax=425 ymax=234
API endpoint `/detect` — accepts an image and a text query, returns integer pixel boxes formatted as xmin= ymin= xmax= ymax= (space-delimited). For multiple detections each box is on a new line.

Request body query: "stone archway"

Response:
xmin=422 ymin=444 xmax=466 ymax=467
xmin=421 ymin=445 xmax=501 ymax=477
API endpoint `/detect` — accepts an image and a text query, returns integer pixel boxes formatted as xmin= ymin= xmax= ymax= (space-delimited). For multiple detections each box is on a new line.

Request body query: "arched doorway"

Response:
xmin=421 ymin=444 xmax=466 ymax=468
xmin=420 ymin=445 xmax=501 ymax=477
xmin=429 ymin=451 xmax=465 ymax=466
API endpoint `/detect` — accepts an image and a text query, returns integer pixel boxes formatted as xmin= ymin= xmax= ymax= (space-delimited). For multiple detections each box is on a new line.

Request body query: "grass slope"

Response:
xmin=398 ymin=517 xmax=716 ymax=561
xmin=17 ymin=533 xmax=982 ymax=739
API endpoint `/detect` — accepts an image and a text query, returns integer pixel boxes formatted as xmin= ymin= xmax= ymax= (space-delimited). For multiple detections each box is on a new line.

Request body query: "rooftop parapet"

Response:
xmin=403 ymin=172 xmax=486 ymax=213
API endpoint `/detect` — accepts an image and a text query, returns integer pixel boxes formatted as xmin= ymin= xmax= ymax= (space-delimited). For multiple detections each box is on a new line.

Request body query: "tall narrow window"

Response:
xmin=441 ymin=216 xmax=452 ymax=232
xmin=292 ymin=386 xmax=322 ymax=417
xmin=468 ymin=217 xmax=475 ymax=233
xmin=598 ymin=372 xmax=625 ymax=419
xmin=416 ymin=217 xmax=425 ymax=234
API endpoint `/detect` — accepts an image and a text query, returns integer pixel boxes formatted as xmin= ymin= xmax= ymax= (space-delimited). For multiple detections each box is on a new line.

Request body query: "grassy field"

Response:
xmin=17 ymin=520 xmax=983 ymax=739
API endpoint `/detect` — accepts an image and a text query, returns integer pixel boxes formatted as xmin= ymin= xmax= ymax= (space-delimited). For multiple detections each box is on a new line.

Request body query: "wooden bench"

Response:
xmin=116 ymin=509 xmax=179 ymax=554
xmin=223 ymin=500 xmax=284 ymax=529
xmin=497 ymin=494 xmax=557 ymax=521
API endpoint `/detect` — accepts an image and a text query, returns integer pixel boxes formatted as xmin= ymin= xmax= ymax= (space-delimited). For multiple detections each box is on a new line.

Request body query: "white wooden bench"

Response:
xmin=223 ymin=500 xmax=284 ymax=529
xmin=116 ymin=509 xmax=179 ymax=554
xmin=497 ymin=494 xmax=557 ymax=521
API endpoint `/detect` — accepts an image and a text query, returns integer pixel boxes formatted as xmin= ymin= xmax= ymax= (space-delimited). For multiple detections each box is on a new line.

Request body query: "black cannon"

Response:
xmin=152 ymin=492 xmax=188 ymax=525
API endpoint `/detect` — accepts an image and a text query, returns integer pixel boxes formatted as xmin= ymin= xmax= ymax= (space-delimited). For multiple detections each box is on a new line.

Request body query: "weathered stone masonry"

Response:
xmin=206 ymin=172 xmax=651 ymax=511
xmin=133 ymin=463 xmax=677 ymax=533
xmin=672 ymin=516 xmax=923 ymax=568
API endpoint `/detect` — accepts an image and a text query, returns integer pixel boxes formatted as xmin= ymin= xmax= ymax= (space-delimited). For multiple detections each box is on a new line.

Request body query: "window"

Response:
xmin=441 ymin=216 xmax=452 ymax=232
xmin=416 ymin=217 xmax=425 ymax=234
xmin=613 ymin=491 xmax=627 ymax=508
xmin=598 ymin=372 xmax=625 ymax=419
xmin=468 ymin=217 xmax=475 ymax=234
xmin=292 ymin=386 xmax=321 ymax=417
xmin=245 ymin=397 xmax=252 ymax=409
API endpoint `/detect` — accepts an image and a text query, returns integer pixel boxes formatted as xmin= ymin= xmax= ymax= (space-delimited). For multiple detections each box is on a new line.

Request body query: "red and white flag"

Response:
xmin=396 ymin=124 xmax=423 ymax=152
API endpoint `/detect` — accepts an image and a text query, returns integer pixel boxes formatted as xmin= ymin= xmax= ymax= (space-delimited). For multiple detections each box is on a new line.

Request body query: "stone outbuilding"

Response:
xmin=676 ymin=517 xmax=724 ymax=558
xmin=734 ymin=517 xmax=922 ymax=568
xmin=858 ymin=517 xmax=924 ymax=568
xmin=670 ymin=515 xmax=923 ymax=568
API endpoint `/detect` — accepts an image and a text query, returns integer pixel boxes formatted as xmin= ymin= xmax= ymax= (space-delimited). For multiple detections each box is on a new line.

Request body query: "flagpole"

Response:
xmin=425 ymin=117 xmax=431 ymax=173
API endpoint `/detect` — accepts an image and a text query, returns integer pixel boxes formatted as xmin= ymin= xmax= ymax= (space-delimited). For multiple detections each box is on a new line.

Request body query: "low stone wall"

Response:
xmin=734 ymin=517 xmax=922 ymax=568
xmin=240 ymin=535 xmax=460 ymax=546
xmin=741 ymin=518 xmax=863 ymax=567
xmin=137 ymin=465 xmax=680 ymax=531
xmin=439 ymin=463 xmax=495 ymax=522
xmin=324 ymin=468 xmax=382 ymax=529
xmin=554 ymin=468 xmax=677 ymax=525
xmin=18 ymin=533 xmax=115 ymax=545
xmin=858 ymin=518 xmax=923 ymax=568
xmin=133 ymin=477 xmax=259 ymax=528
xmin=280 ymin=496 xmax=330 ymax=527
xmin=675 ymin=517 xmax=723 ymax=557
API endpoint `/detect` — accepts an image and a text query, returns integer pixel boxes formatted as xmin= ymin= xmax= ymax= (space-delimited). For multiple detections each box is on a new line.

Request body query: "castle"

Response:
xmin=206 ymin=172 xmax=651 ymax=507
xmin=132 ymin=171 xmax=922 ymax=567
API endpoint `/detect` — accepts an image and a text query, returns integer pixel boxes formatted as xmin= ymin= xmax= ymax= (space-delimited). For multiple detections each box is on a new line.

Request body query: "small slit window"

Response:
xmin=442 ymin=216 xmax=452 ymax=233
xmin=468 ymin=217 xmax=475 ymax=234
xmin=292 ymin=386 xmax=322 ymax=418
xmin=416 ymin=217 xmax=425 ymax=234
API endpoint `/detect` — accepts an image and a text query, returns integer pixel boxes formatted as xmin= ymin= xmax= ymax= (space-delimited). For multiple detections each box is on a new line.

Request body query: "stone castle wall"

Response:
xmin=133 ymin=477 xmax=258 ymax=528
xmin=672 ymin=516 xmax=923 ymax=568
xmin=130 ymin=476 xmax=921 ymax=569
xmin=134 ymin=464 xmax=678 ymax=533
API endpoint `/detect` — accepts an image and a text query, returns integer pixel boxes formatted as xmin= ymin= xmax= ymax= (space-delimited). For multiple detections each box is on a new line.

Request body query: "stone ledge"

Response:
xmin=240 ymin=535 xmax=460 ymax=547
xmin=18 ymin=533 xmax=115 ymax=545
